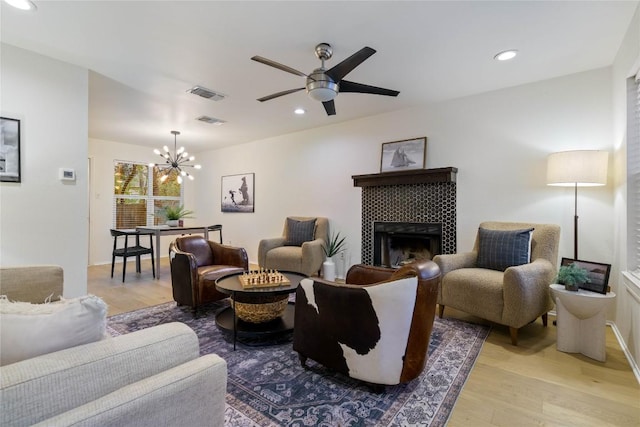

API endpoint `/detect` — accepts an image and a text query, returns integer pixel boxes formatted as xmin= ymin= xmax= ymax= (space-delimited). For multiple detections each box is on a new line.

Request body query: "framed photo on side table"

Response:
xmin=380 ymin=137 xmax=426 ymax=173
xmin=221 ymin=173 xmax=254 ymax=213
xmin=560 ymin=258 xmax=611 ymax=294
xmin=0 ymin=117 xmax=21 ymax=183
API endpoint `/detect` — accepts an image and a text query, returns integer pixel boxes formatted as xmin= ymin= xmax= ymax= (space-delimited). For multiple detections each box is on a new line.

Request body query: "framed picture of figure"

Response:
xmin=221 ymin=173 xmax=254 ymax=213
xmin=0 ymin=117 xmax=21 ymax=182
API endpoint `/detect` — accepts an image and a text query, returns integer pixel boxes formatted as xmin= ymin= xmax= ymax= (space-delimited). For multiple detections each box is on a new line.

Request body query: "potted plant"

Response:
xmin=163 ymin=205 xmax=195 ymax=227
xmin=555 ymin=263 xmax=590 ymax=291
xmin=322 ymin=231 xmax=346 ymax=281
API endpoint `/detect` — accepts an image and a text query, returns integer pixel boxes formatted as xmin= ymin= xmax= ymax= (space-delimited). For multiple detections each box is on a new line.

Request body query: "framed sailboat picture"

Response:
xmin=380 ymin=137 xmax=426 ymax=173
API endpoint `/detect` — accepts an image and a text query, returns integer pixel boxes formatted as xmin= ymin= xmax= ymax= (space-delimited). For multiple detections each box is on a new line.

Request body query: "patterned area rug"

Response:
xmin=108 ymin=300 xmax=489 ymax=426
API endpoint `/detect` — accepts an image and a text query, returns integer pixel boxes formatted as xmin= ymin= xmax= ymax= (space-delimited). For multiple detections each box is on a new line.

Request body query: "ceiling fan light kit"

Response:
xmin=252 ymin=43 xmax=399 ymax=116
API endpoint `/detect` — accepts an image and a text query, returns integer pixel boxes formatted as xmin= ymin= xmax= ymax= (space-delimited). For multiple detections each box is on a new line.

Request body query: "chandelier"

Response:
xmin=150 ymin=130 xmax=201 ymax=184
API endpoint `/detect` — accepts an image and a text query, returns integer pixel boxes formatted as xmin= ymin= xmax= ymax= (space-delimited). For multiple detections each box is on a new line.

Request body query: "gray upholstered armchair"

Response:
xmin=433 ymin=221 xmax=560 ymax=345
xmin=258 ymin=216 xmax=328 ymax=277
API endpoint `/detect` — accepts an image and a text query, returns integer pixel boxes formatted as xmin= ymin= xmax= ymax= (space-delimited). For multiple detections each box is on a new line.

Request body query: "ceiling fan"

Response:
xmin=251 ymin=43 xmax=400 ymax=116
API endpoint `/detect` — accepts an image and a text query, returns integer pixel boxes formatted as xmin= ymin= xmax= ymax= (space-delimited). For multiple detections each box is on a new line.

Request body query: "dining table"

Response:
xmin=135 ymin=225 xmax=217 ymax=279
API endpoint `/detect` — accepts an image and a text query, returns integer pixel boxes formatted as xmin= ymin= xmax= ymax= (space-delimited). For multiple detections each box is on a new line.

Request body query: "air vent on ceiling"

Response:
xmin=187 ymin=85 xmax=226 ymax=101
xmin=196 ymin=115 xmax=226 ymax=125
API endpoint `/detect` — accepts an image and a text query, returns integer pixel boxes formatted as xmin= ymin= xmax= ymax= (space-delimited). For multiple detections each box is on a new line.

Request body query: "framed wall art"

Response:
xmin=380 ymin=137 xmax=426 ymax=173
xmin=560 ymin=257 xmax=611 ymax=294
xmin=221 ymin=173 xmax=254 ymax=213
xmin=0 ymin=117 xmax=21 ymax=182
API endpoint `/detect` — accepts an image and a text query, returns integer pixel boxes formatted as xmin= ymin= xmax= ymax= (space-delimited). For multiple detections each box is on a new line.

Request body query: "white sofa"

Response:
xmin=0 ymin=266 xmax=227 ymax=427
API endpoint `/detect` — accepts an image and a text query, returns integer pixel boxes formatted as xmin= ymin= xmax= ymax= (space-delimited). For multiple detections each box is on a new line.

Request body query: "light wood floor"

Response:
xmin=89 ymin=260 xmax=640 ymax=426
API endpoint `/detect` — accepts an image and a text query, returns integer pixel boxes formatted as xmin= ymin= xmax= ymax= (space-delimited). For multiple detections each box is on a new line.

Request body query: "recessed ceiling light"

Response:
xmin=294 ymin=108 xmax=305 ymax=115
xmin=3 ymin=0 xmax=37 ymax=11
xmin=494 ymin=50 xmax=518 ymax=61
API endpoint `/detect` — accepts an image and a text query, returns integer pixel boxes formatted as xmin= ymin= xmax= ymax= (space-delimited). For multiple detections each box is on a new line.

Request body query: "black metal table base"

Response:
xmin=215 ymin=302 xmax=295 ymax=349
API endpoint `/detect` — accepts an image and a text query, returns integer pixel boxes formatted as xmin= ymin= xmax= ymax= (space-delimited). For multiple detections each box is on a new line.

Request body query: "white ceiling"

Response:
xmin=1 ymin=1 xmax=637 ymax=152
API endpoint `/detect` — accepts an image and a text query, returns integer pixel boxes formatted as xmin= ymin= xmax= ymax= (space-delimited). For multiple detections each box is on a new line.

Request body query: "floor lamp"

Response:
xmin=547 ymin=150 xmax=608 ymax=260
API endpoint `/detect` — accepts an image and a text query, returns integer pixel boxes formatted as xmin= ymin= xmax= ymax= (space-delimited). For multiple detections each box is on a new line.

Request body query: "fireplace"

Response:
xmin=352 ymin=167 xmax=457 ymax=265
xmin=373 ymin=222 xmax=442 ymax=267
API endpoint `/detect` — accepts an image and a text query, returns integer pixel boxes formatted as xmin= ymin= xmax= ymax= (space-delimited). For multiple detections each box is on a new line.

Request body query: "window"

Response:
xmin=628 ymin=72 xmax=640 ymax=276
xmin=113 ymin=161 xmax=182 ymax=228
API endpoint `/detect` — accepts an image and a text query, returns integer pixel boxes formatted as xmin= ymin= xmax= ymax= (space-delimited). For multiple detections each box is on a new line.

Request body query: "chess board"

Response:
xmin=239 ymin=270 xmax=291 ymax=288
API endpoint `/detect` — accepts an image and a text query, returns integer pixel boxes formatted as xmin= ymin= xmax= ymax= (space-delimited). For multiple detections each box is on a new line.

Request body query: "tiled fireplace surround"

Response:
xmin=352 ymin=168 xmax=457 ymax=265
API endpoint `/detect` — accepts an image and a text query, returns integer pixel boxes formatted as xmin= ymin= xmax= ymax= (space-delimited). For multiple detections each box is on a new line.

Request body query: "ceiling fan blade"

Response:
xmin=325 ymin=47 xmax=376 ymax=81
xmin=339 ymin=80 xmax=400 ymax=97
xmin=322 ymin=100 xmax=336 ymax=116
xmin=257 ymin=87 xmax=305 ymax=102
xmin=251 ymin=56 xmax=308 ymax=77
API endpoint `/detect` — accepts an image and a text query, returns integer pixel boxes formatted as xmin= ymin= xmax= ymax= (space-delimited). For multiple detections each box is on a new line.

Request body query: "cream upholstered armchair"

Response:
xmin=433 ymin=221 xmax=560 ymax=345
xmin=258 ymin=216 xmax=328 ymax=277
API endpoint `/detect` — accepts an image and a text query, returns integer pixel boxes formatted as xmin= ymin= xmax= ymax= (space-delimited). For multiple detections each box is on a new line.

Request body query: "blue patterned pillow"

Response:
xmin=476 ymin=228 xmax=533 ymax=272
xmin=284 ymin=218 xmax=317 ymax=246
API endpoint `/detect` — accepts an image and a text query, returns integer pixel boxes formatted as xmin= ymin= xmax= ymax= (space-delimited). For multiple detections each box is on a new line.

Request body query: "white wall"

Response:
xmin=193 ymin=68 xmax=614 ymax=274
xmin=0 ymin=44 xmax=88 ymax=297
xmin=612 ymin=5 xmax=640 ymax=374
xmin=88 ymin=138 xmax=195 ymax=265
xmin=86 ymin=62 xmax=616 ymax=302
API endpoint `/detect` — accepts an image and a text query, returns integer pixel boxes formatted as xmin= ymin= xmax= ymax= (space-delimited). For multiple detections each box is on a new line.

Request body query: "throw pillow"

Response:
xmin=0 ymin=294 xmax=108 ymax=366
xmin=476 ymin=227 xmax=534 ymax=272
xmin=284 ymin=218 xmax=317 ymax=246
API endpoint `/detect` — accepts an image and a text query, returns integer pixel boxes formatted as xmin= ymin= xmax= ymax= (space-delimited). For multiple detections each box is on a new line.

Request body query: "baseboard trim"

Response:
xmin=609 ymin=321 xmax=640 ymax=385
xmin=548 ymin=310 xmax=640 ymax=385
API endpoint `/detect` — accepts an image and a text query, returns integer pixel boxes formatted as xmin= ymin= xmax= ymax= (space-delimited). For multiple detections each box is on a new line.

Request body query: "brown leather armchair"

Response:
xmin=169 ymin=235 xmax=248 ymax=313
xmin=293 ymin=260 xmax=441 ymax=389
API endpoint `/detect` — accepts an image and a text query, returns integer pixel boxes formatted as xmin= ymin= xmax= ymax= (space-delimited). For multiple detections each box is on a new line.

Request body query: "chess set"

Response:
xmin=238 ymin=269 xmax=290 ymax=288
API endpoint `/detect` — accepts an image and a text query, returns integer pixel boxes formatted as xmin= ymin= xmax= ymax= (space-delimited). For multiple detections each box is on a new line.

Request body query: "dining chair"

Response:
xmin=110 ymin=229 xmax=155 ymax=282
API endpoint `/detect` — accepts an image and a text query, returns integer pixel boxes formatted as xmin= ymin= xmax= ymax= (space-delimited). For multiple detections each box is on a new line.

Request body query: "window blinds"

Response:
xmin=628 ymin=72 xmax=640 ymax=275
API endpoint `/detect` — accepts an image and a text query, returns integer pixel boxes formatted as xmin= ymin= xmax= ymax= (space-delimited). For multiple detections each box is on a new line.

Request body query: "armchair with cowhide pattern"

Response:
xmin=293 ymin=260 xmax=440 ymax=390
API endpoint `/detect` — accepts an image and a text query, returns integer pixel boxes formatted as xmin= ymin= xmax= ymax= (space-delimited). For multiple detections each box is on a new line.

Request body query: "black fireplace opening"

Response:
xmin=373 ymin=222 xmax=442 ymax=268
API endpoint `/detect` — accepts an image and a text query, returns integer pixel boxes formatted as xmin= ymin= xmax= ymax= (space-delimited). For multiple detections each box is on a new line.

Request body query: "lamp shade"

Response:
xmin=546 ymin=150 xmax=608 ymax=187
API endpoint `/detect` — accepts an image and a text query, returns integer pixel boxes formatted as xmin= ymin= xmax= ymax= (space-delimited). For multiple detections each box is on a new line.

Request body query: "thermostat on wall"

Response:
xmin=59 ymin=168 xmax=76 ymax=181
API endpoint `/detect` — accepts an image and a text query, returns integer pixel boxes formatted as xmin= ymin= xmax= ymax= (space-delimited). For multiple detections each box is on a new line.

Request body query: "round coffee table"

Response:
xmin=215 ymin=271 xmax=307 ymax=350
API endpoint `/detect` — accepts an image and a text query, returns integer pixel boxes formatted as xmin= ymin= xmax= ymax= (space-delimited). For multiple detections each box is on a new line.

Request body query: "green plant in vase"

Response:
xmin=322 ymin=231 xmax=347 ymax=258
xmin=163 ymin=205 xmax=195 ymax=227
xmin=322 ymin=231 xmax=347 ymax=281
xmin=555 ymin=263 xmax=590 ymax=291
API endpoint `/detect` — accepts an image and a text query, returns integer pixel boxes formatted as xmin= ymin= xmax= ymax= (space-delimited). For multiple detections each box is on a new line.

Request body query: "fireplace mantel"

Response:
xmin=352 ymin=167 xmax=457 ymax=187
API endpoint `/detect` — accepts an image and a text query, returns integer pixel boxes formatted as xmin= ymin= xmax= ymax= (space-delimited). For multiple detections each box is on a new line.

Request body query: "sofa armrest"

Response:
xmin=210 ymin=241 xmax=249 ymax=270
xmin=0 ymin=322 xmax=201 ymax=426
xmin=258 ymin=237 xmax=286 ymax=268
xmin=433 ymin=252 xmax=477 ymax=276
xmin=502 ymin=259 xmax=555 ymax=327
xmin=0 ymin=266 xmax=64 ymax=302
xmin=33 ymin=354 xmax=227 ymax=427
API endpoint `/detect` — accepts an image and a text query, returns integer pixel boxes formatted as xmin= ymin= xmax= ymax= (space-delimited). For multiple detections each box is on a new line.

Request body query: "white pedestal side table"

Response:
xmin=550 ymin=284 xmax=616 ymax=362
